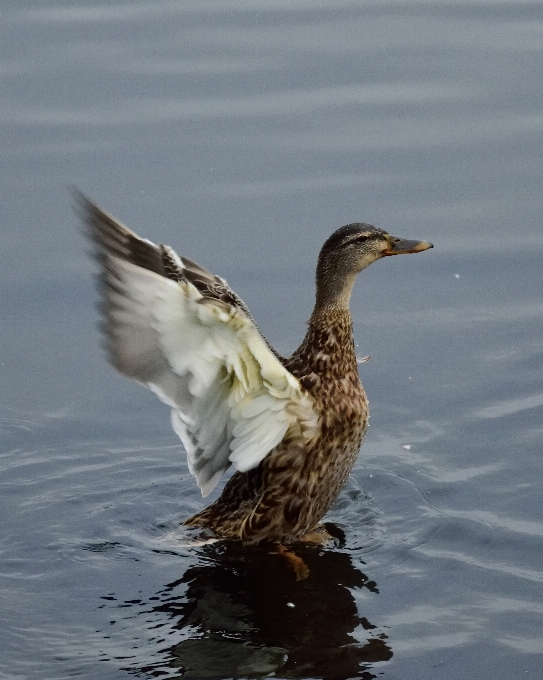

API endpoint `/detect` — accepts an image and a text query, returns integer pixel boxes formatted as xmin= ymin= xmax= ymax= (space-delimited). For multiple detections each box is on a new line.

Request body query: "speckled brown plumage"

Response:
xmin=184 ymin=307 xmax=368 ymax=544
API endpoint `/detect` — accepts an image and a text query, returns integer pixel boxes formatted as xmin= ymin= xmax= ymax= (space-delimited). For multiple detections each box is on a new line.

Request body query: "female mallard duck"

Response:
xmin=78 ymin=194 xmax=432 ymax=546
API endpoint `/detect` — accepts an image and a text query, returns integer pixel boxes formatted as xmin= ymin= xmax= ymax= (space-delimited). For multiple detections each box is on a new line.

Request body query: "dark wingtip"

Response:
xmin=69 ymin=185 xmax=92 ymax=217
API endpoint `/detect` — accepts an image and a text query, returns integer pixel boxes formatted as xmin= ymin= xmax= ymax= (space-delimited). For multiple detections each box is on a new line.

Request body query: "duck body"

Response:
xmin=185 ymin=307 xmax=368 ymax=544
xmin=78 ymin=195 xmax=432 ymax=545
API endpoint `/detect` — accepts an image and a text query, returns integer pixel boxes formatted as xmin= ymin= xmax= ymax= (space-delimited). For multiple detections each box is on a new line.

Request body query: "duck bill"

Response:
xmin=382 ymin=235 xmax=433 ymax=256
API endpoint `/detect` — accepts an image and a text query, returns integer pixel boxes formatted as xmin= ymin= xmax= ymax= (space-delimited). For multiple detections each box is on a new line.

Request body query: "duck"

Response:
xmin=77 ymin=192 xmax=432 ymax=546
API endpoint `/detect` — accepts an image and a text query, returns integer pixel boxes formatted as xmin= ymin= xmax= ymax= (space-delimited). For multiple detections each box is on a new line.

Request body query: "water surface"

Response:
xmin=1 ymin=2 xmax=542 ymax=678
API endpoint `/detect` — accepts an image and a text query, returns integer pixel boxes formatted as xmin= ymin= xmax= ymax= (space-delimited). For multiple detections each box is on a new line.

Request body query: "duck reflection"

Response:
xmin=140 ymin=526 xmax=392 ymax=679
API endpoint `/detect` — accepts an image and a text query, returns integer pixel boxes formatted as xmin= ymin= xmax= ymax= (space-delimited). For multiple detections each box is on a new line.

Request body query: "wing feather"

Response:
xmin=79 ymin=194 xmax=318 ymax=496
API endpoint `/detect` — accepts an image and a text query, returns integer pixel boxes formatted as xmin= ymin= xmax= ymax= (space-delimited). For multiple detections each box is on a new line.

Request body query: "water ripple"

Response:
xmin=414 ymin=547 xmax=543 ymax=584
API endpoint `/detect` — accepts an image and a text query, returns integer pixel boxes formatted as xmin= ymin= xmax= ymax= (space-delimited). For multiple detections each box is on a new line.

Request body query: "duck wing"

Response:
xmin=77 ymin=194 xmax=318 ymax=497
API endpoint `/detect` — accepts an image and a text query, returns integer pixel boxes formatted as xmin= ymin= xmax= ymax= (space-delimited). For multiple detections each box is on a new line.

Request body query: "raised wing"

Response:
xmin=77 ymin=193 xmax=318 ymax=496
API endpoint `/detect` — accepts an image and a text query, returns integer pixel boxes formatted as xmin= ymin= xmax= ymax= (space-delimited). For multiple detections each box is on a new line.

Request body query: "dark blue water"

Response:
xmin=1 ymin=2 xmax=542 ymax=678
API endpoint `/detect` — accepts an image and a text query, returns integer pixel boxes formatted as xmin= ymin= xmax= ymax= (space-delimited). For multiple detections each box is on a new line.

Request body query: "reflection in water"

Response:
xmin=115 ymin=529 xmax=391 ymax=679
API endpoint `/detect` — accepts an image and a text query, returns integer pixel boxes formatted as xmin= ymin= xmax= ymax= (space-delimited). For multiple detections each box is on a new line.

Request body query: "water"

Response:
xmin=1 ymin=2 xmax=542 ymax=678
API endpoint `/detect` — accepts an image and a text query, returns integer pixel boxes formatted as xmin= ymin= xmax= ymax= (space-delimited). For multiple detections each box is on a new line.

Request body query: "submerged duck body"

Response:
xmin=78 ymin=195 xmax=432 ymax=545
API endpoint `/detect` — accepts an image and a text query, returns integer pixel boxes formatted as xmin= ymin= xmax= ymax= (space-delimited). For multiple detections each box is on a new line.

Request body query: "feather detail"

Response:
xmin=78 ymin=193 xmax=318 ymax=496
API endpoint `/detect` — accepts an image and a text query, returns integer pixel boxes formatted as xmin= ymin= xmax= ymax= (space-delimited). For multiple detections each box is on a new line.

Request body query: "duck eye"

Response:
xmin=354 ymin=235 xmax=368 ymax=243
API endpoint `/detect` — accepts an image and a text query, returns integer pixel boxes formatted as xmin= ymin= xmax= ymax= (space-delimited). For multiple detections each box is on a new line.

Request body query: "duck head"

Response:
xmin=315 ymin=223 xmax=433 ymax=310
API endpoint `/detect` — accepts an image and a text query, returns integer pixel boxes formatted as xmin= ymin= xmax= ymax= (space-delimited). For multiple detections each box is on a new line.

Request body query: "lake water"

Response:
xmin=1 ymin=2 xmax=542 ymax=678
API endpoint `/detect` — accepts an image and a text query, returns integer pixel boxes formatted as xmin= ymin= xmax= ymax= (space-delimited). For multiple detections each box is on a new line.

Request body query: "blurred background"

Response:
xmin=1 ymin=2 xmax=542 ymax=679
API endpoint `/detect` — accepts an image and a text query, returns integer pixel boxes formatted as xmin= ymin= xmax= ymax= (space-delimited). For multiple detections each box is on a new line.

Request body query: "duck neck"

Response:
xmin=295 ymin=305 xmax=357 ymax=380
xmin=313 ymin=266 xmax=357 ymax=315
